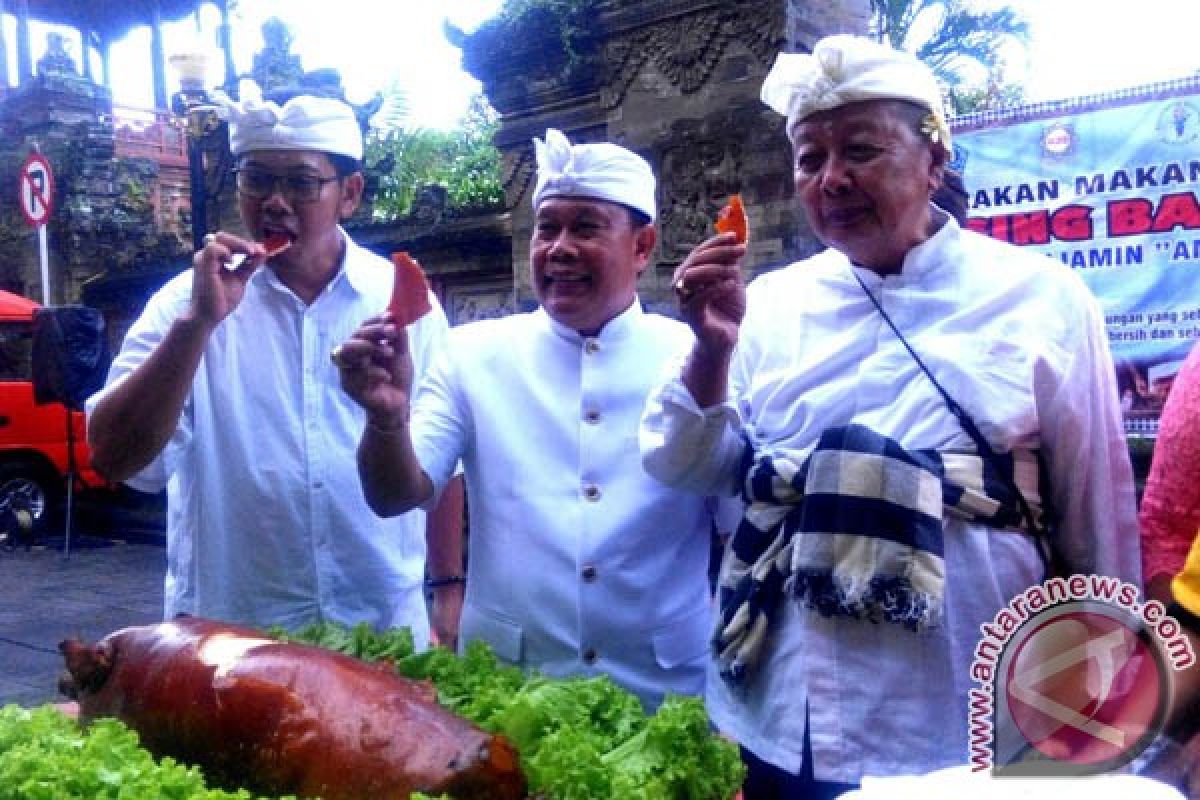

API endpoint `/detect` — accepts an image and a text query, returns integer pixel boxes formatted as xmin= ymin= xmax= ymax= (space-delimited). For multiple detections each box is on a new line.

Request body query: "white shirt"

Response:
xmin=640 ymin=219 xmax=1140 ymax=780
xmin=411 ymin=302 xmax=729 ymax=710
xmin=87 ymin=232 xmax=448 ymax=645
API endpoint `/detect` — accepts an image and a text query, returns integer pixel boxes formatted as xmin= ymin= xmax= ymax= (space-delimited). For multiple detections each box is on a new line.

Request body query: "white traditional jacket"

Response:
xmin=640 ymin=217 xmax=1141 ymax=780
xmin=412 ymin=301 xmax=730 ymax=710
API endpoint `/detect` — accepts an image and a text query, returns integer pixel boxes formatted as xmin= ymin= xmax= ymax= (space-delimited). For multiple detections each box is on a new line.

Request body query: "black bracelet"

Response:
xmin=424 ymin=574 xmax=466 ymax=589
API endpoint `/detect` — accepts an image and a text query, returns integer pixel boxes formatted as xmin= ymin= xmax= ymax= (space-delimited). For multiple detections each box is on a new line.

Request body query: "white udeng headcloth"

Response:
xmin=214 ymin=88 xmax=363 ymax=161
xmin=761 ymin=34 xmax=951 ymax=154
xmin=532 ymin=129 xmax=657 ymax=220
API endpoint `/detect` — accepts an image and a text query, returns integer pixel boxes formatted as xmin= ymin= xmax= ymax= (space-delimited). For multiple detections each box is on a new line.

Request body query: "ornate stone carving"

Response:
xmin=412 ymin=185 xmax=448 ymax=227
xmin=653 ymin=12 xmax=724 ymax=93
xmin=249 ymin=18 xmax=304 ymax=95
xmin=655 ymin=119 xmax=745 ymax=262
xmin=602 ymin=0 xmax=782 ymax=109
xmin=447 ymin=283 xmax=517 ymax=326
xmin=37 ymin=33 xmax=77 ymax=76
xmin=731 ymin=2 xmax=788 ymax=63
xmin=501 ymin=146 xmax=536 ymax=211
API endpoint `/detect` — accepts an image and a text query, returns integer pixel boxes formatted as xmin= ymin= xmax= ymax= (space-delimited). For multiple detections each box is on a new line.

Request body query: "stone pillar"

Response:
xmin=217 ymin=0 xmax=238 ymax=94
xmin=99 ymin=37 xmax=111 ymax=90
xmin=0 ymin=0 xmax=9 ymax=90
xmin=150 ymin=3 xmax=168 ymax=110
xmin=15 ymin=0 xmax=32 ymax=85
xmin=786 ymin=0 xmax=871 ymax=52
xmin=80 ymin=28 xmax=94 ymax=83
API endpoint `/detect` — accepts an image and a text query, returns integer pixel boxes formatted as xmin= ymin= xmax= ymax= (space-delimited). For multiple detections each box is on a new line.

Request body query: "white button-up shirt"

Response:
xmin=411 ymin=302 xmax=731 ymax=709
xmin=88 ymin=231 xmax=448 ymax=644
xmin=640 ymin=219 xmax=1140 ymax=780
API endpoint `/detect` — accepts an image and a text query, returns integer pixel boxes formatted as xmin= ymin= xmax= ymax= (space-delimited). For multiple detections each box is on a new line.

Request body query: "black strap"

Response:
xmin=852 ymin=269 xmax=1058 ymax=575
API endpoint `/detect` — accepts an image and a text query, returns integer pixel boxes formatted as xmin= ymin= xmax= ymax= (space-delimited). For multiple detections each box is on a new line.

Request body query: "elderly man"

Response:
xmin=336 ymin=128 xmax=733 ymax=710
xmin=640 ymin=35 xmax=1139 ymax=796
xmin=86 ymin=91 xmax=456 ymax=645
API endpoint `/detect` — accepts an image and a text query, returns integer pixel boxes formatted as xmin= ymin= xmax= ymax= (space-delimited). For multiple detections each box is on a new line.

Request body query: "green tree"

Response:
xmin=869 ymin=0 xmax=1030 ymax=114
xmin=366 ymin=94 xmax=504 ymax=220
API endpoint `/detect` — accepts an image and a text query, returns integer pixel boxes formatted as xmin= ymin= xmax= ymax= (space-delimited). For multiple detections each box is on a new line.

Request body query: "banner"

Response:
xmin=951 ymin=79 xmax=1200 ymax=435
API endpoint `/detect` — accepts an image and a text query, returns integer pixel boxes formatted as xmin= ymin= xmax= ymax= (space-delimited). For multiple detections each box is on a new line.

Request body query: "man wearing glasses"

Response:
xmin=86 ymin=91 xmax=454 ymax=645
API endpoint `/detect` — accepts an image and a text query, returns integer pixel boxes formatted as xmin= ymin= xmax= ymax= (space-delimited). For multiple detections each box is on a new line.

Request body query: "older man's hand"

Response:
xmin=333 ymin=312 xmax=414 ymax=430
xmin=674 ymin=231 xmax=747 ymax=358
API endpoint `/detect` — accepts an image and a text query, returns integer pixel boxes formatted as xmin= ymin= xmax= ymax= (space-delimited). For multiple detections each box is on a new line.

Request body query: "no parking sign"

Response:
xmin=19 ymin=150 xmax=54 ymax=303
xmin=19 ymin=152 xmax=54 ymax=227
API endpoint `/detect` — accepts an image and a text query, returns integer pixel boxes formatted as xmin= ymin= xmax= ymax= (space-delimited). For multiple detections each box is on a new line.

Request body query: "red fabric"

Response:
xmin=1140 ymin=342 xmax=1200 ymax=582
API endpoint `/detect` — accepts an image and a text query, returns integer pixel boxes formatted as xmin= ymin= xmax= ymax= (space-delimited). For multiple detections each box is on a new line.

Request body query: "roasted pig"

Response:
xmin=59 ymin=616 xmax=526 ymax=800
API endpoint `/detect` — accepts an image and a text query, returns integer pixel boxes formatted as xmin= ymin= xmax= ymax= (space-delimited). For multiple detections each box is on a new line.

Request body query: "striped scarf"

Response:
xmin=714 ymin=424 xmax=1045 ymax=687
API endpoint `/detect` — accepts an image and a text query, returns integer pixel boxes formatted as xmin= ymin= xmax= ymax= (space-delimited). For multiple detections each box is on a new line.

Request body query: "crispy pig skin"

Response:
xmin=59 ymin=616 xmax=526 ymax=800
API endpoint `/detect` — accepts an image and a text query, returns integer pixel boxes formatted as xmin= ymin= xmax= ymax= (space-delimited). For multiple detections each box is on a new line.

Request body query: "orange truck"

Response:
xmin=0 ymin=289 xmax=105 ymax=532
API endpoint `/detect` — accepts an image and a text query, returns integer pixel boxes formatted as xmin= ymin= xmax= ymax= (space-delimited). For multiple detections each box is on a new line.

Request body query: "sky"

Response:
xmin=985 ymin=0 xmax=1200 ymax=104
xmin=5 ymin=1 xmax=1200 ymax=128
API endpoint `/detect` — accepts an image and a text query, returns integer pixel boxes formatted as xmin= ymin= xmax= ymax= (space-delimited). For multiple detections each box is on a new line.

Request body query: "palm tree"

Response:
xmin=869 ymin=0 xmax=1030 ymax=113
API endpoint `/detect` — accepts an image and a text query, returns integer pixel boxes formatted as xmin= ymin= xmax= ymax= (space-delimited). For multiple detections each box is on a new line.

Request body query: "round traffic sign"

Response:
xmin=19 ymin=153 xmax=54 ymax=227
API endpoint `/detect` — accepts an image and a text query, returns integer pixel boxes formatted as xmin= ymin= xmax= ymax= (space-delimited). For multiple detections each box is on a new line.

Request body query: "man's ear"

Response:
xmin=927 ymin=143 xmax=949 ymax=194
xmin=633 ymin=223 xmax=657 ymax=276
xmin=338 ymin=172 xmax=365 ymax=219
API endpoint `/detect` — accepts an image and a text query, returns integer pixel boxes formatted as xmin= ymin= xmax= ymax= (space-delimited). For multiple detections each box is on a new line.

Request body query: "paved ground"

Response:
xmin=0 ymin=531 xmax=164 ymax=709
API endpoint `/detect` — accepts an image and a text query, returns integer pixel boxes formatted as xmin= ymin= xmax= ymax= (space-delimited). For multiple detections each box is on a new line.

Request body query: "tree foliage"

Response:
xmin=869 ymin=0 xmax=1030 ymax=114
xmin=366 ymin=95 xmax=505 ymax=221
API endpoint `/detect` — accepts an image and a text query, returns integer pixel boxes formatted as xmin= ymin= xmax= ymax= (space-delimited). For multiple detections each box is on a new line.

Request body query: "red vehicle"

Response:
xmin=0 ymin=290 xmax=105 ymax=531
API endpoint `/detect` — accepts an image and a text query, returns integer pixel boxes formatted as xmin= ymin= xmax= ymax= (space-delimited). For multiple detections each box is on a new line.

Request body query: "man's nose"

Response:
xmin=819 ymin=158 xmax=852 ymax=194
xmin=547 ymin=230 xmax=576 ymax=258
xmin=260 ymin=180 xmax=293 ymax=210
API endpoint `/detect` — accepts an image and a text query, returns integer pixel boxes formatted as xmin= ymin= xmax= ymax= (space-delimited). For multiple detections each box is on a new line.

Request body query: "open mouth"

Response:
xmin=262 ymin=231 xmax=294 ymax=257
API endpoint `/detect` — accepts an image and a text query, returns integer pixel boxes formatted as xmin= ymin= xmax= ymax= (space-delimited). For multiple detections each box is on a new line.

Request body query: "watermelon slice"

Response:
xmin=262 ymin=232 xmax=293 ymax=258
xmin=714 ymin=194 xmax=749 ymax=244
xmin=388 ymin=252 xmax=432 ymax=325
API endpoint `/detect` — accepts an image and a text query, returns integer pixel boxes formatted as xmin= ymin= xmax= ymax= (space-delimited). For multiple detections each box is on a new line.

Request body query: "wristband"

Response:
xmin=424 ymin=574 xmax=466 ymax=589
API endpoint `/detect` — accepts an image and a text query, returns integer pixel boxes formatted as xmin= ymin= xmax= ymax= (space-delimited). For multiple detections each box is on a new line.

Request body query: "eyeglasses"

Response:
xmin=233 ymin=168 xmax=340 ymax=203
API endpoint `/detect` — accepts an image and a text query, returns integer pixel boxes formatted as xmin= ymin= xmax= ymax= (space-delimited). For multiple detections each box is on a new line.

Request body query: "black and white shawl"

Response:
xmin=714 ymin=424 xmax=1045 ymax=687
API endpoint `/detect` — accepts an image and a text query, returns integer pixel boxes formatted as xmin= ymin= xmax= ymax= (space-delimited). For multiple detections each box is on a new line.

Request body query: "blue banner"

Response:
xmin=952 ymin=81 xmax=1200 ymax=435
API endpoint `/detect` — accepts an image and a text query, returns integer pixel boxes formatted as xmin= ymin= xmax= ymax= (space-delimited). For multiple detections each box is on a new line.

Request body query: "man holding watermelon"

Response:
xmin=86 ymin=90 xmax=455 ymax=645
xmin=640 ymin=35 xmax=1139 ymax=798
xmin=336 ymin=128 xmax=737 ymax=711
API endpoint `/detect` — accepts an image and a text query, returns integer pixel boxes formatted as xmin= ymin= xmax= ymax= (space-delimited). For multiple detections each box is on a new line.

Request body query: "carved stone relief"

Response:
xmin=654 ymin=120 xmax=745 ymax=262
xmin=446 ymin=281 xmax=518 ymax=326
xmin=602 ymin=0 xmax=782 ymax=110
xmin=501 ymin=146 xmax=536 ymax=211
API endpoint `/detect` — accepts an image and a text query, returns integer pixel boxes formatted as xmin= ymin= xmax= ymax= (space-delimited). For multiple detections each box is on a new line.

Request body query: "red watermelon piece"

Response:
xmin=262 ymin=232 xmax=292 ymax=258
xmin=389 ymin=252 xmax=432 ymax=325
